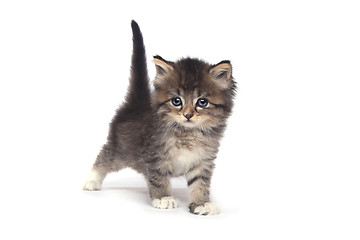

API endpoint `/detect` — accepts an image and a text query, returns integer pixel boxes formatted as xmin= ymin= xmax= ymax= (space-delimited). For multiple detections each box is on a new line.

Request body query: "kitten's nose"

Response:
xmin=183 ymin=112 xmax=194 ymax=120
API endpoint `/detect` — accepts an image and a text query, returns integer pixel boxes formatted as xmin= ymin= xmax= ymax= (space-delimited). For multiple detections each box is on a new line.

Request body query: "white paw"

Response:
xmin=152 ymin=196 xmax=178 ymax=209
xmin=83 ymin=168 xmax=105 ymax=191
xmin=83 ymin=180 xmax=102 ymax=191
xmin=194 ymin=203 xmax=219 ymax=215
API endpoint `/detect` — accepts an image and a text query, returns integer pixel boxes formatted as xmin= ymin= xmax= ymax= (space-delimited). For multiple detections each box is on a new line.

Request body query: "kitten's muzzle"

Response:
xmin=183 ymin=112 xmax=194 ymax=120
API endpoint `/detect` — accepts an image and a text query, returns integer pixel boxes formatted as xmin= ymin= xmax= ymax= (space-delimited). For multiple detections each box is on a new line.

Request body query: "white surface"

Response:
xmin=1 ymin=0 xmax=360 ymax=239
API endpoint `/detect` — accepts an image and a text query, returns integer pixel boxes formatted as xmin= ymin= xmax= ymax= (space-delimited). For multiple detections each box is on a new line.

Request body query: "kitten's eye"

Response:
xmin=197 ymin=98 xmax=209 ymax=108
xmin=171 ymin=97 xmax=182 ymax=107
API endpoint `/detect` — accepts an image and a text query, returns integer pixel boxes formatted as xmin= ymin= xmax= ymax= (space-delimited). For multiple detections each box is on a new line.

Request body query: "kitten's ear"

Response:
xmin=153 ymin=55 xmax=173 ymax=76
xmin=209 ymin=60 xmax=232 ymax=82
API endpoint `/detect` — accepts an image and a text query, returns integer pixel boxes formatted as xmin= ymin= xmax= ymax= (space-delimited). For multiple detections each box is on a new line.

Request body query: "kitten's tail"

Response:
xmin=125 ymin=20 xmax=151 ymax=109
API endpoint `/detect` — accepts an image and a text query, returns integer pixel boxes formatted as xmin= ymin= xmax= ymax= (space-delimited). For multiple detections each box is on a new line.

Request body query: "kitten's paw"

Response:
xmin=83 ymin=181 xmax=102 ymax=191
xmin=83 ymin=168 xmax=105 ymax=191
xmin=191 ymin=203 xmax=219 ymax=216
xmin=152 ymin=196 xmax=178 ymax=209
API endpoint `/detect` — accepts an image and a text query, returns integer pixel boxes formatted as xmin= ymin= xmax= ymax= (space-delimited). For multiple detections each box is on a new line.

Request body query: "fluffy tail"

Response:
xmin=125 ymin=20 xmax=150 ymax=109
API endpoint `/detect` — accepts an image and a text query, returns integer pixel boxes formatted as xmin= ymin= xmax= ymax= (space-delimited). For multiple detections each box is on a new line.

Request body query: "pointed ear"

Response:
xmin=153 ymin=55 xmax=173 ymax=76
xmin=209 ymin=60 xmax=232 ymax=82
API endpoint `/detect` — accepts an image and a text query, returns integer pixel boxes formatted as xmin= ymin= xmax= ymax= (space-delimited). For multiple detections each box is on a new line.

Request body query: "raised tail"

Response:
xmin=125 ymin=20 xmax=151 ymax=109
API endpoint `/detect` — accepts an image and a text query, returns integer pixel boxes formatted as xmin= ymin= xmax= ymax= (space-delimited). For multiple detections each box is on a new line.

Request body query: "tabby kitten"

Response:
xmin=83 ymin=20 xmax=236 ymax=215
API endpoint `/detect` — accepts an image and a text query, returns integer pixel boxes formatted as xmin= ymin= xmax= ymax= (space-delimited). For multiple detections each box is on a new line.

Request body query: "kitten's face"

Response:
xmin=152 ymin=57 xmax=236 ymax=130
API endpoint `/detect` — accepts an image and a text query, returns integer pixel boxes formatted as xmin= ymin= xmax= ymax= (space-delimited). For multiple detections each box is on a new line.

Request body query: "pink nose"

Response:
xmin=183 ymin=112 xmax=194 ymax=120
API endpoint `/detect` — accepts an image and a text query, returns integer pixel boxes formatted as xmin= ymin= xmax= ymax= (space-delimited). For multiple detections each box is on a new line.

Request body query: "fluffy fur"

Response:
xmin=83 ymin=20 xmax=236 ymax=215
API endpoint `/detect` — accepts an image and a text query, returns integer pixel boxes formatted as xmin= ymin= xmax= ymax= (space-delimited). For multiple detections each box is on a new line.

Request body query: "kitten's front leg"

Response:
xmin=146 ymin=169 xmax=178 ymax=209
xmin=186 ymin=163 xmax=219 ymax=215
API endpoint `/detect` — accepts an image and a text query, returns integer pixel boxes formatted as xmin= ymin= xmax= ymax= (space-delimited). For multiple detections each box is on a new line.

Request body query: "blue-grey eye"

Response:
xmin=171 ymin=97 xmax=182 ymax=107
xmin=197 ymin=98 xmax=208 ymax=108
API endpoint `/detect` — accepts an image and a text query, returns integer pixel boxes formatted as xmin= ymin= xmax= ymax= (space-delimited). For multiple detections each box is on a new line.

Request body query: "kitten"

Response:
xmin=83 ymin=20 xmax=236 ymax=215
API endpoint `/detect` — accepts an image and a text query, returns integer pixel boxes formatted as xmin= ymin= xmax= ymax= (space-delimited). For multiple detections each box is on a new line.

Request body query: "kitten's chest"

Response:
xmin=170 ymin=146 xmax=206 ymax=176
xmin=165 ymin=134 xmax=212 ymax=176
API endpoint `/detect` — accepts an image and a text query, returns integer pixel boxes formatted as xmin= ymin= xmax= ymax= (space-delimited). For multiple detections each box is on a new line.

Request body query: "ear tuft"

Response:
xmin=209 ymin=61 xmax=232 ymax=82
xmin=153 ymin=55 xmax=173 ymax=75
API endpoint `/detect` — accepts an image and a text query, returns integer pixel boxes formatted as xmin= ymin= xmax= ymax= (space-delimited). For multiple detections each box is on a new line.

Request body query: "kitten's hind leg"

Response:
xmin=83 ymin=167 xmax=106 ymax=191
xmin=83 ymin=145 xmax=124 ymax=191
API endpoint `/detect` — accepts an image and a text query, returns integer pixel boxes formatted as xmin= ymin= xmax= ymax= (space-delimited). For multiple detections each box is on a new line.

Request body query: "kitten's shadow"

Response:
xmin=101 ymin=187 xmax=189 ymax=204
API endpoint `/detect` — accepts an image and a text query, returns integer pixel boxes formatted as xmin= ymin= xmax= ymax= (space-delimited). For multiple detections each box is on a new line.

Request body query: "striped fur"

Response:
xmin=83 ymin=20 xmax=236 ymax=215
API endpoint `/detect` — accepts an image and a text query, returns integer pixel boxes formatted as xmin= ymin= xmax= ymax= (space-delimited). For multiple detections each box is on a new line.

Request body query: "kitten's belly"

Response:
xmin=171 ymin=147 xmax=206 ymax=176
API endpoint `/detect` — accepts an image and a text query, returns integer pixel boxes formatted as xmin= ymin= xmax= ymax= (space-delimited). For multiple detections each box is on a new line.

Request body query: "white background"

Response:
xmin=1 ymin=0 xmax=359 ymax=239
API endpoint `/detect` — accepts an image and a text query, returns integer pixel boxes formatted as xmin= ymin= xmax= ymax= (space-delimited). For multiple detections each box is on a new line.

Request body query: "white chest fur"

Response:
xmin=163 ymin=130 xmax=217 ymax=176
xmin=169 ymin=145 xmax=207 ymax=176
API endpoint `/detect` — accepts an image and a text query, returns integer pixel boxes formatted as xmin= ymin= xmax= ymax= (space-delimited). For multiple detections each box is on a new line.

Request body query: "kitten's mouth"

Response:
xmin=174 ymin=117 xmax=200 ymax=128
xmin=182 ymin=119 xmax=197 ymax=127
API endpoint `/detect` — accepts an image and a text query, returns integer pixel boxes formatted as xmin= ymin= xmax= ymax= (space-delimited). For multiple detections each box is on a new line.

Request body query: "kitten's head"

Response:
xmin=152 ymin=56 xmax=236 ymax=130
